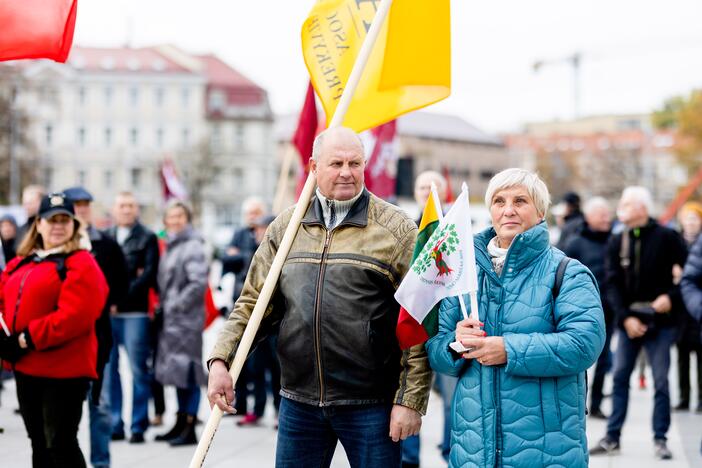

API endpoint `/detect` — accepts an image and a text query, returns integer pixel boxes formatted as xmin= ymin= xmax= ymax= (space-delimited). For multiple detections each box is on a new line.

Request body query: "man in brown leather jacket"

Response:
xmin=208 ymin=126 xmax=431 ymax=467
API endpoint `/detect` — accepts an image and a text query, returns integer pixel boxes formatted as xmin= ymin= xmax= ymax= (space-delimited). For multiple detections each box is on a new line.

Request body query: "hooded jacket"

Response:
xmin=1 ymin=250 xmax=108 ymax=379
xmin=427 ymin=222 xmax=605 ymax=467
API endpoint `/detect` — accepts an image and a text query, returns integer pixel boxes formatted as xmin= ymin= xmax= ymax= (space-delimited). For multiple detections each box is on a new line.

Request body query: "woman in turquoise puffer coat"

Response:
xmin=427 ymin=168 xmax=605 ymax=467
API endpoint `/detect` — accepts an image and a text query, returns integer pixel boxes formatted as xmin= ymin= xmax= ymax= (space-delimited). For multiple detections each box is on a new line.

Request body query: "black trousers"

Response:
xmin=15 ymin=372 xmax=89 ymax=468
xmin=676 ymin=341 xmax=702 ymax=404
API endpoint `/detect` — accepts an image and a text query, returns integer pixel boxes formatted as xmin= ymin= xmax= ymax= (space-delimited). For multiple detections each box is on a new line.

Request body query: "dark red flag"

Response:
xmin=0 ymin=0 xmax=77 ymax=62
xmin=364 ymin=120 xmax=398 ymax=200
xmin=293 ymin=82 xmax=319 ymax=196
xmin=442 ymin=165 xmax=454 ymax=203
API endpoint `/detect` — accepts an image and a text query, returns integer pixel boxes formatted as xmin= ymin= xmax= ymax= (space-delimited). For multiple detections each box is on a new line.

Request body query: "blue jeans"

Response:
xmin=276 ymin=398 xmax=401 ymax=468
xmin=401 ymin=434 xmax=420 ymax=464
xmin=88 ymin=381 xmax=111 ymax=468
xmin=107 ymin=315 xmax=151 ymax=435
xmin=402 ymin=373 xmax=457 ymax=464
xmin=607 ymin=326 xmax=677 ymax=442
xmin=176 ymin=365 xmax=202 ymax=416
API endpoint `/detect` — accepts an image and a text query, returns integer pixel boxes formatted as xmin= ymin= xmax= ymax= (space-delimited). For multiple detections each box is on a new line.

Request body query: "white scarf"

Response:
xmin=487 ymin=236 xmax=509 ymax=275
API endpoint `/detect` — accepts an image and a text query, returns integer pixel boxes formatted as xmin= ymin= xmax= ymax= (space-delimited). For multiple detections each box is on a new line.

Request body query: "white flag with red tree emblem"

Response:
xmin=395 ymin=185 xmax=478 ymax=329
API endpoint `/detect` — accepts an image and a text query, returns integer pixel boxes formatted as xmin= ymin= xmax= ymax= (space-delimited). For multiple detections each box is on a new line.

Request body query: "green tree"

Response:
xmin=653 ymin=89 xmax=702 ymax=172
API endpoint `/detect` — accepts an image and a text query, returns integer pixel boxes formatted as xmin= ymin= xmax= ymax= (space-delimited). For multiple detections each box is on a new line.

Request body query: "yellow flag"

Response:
xmin=301 ymin=0 xmax=451 ymax=133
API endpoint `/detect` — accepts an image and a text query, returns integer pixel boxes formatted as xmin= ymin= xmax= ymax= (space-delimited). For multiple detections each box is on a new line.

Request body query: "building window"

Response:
xmin=129 ymin=87 xmax=139 ymax=106
xmin=77 ymin=170 xmax=86 ymax=186
xmin=130 ymin=128 xmax=139 ymax=146
xmin=216 ymin=204 xmax=235 ymax=226
xmin=155 ymin=87 xmax=164 ymax=107
xmin=104 ymin=127 xmax=112 ymax=147
xmin=156 ymin=128 xmax=164 ymax=148
xmin=233 ymin=167 xmax=244 ymax=187
xmin=130 ymin=168 xmax=142 ymax=188
xmin=182 ymin=128 xmax=190 ymax=148
xmin=209 ymin=90 xmax=226 ymax=111
xmin=104 ymin=86 xmax=113 ymax=106
xmin=78 ymin=86 xmax=86 ymax=106
xmin=211 ymin=125 xmax=221 ymax=152
xmin=234 ymin=124 xmax=244 ymax=151
xmin=181 ymin=87 xmax=190 ymax=107
xmin=104 ymin=170 xmax=113 ymax=188
xmin=45 ymin=124 xmax=53 ymax=146
xmin=77 ymin=126 xmax=86 ymax=147
xmin=43 ymin=167 xmax=53 ymax=188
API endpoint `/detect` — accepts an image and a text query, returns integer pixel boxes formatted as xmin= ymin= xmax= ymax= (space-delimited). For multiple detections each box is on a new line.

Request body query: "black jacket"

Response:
xmin=88 ymin=226 xmax=129 ymax=398
xmin=221 ymin=226 xmax=258 ymax=300
xmin=564 ymin=225 xmax=613 ymax=323
xmin=556 ymin=211 xmax=585 ymax=251
xmin=604 ymin=219 xmax=687 ymax=329
xmin=108 ymin=222 xmax=160 ymax=313
xmin=681 ymin=234 xmax=702 ymax=340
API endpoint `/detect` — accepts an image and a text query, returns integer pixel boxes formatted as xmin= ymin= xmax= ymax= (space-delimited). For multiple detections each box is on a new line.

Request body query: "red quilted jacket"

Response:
xmin=1 ymin=250 xmax=108 ymax=379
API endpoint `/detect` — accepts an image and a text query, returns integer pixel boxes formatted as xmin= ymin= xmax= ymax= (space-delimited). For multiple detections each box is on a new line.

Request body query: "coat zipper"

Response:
xmin=493 ymin=288 xmax=504 ymax=467
xmin=314 ymin=229 xmax=333 ymax=406
xmin=10 ymin=266 xmax=36 ymax=371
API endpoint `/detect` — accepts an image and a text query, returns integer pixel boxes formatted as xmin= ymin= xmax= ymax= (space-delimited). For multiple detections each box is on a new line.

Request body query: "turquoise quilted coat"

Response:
xmin=427 ymin=222 xmax=605 ymax=467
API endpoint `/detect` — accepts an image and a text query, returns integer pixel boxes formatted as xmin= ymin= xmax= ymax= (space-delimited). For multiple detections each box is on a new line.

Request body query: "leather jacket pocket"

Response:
xmin=540 ymin=377 xmax=562 ymax=432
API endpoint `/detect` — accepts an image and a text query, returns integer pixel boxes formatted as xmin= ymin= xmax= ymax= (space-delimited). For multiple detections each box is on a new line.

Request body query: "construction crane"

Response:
xmin=533 ymin=52 xmax=583 ymax=119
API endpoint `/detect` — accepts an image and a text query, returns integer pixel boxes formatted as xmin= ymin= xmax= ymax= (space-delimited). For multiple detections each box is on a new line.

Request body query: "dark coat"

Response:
xmin=604 ymin=219 xmax=687 ymax=329
xmin=564 ymin=225 xmax=613 ymax=323
xmin=87 ymin=226 xmax=129 ymax=396
xmin=156 ymin=227 xmax=207 ymax=388
xmin=108 ymin=222 xmax=160 ymax=313
xmin=681 ymin=234 xmax=702 ymax=340
xmin=222 ymin=226 xmax=257 ymax=300
xmin=556 ymin=211 xmax=585 ymax=250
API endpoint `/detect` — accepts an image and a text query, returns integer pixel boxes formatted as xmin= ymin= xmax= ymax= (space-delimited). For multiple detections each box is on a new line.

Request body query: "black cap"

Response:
xmin=0 ymin=214 xmax=17 ymax=226
xmin=63 ymin=186 xmax=93 ymax=202
xmin=38 ymin=192 xmax=75 ymax=219
xmin=561 ymin=191 xmax=581 ymax=206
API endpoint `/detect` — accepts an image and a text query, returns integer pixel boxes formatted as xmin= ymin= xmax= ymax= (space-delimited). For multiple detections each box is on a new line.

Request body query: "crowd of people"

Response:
xmin=1 ymin=126 xmax=702 ymax=468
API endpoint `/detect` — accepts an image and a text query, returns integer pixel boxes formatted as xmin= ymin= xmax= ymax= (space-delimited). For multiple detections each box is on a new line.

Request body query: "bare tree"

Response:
xmin=0 ymin=67 xmax=40 ymax=205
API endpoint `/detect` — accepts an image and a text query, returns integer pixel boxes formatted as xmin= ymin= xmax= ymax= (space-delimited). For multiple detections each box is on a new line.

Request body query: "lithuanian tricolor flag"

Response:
xmin=395 ymin=191 xmax=441 ymax=350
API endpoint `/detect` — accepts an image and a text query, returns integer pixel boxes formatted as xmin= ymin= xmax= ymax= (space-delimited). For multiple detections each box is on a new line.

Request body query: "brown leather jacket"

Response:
xmin=209 ymin=190 xmax=431 ymax=414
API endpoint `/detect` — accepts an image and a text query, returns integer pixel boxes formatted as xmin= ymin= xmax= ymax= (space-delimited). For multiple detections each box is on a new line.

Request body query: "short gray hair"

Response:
xmin=241 ymin=196 xmax=266 ymax=214
xmin=621 ymin=186 xmax=654 ymax=214
xmin=583 ymin=196 xmax=610 ymax=216
xmin=484 ymin=168 xmax=551 ymax=217
xmin=311 ymin=127 xmax=365 ymax=161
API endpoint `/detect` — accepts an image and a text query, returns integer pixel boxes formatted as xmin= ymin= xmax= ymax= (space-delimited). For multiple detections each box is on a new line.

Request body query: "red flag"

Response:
xmin=364 ymin=120 xmax=398 ymax=200
xmin=442 ymin=165 xmax=454 ymax=203
xmin=0 ymin=0 xmax=77 ymax=63
xmin=293 ymin=82 xmax=320 ymax=196
xmin=204 ymin=286 xmax=219 ymax=329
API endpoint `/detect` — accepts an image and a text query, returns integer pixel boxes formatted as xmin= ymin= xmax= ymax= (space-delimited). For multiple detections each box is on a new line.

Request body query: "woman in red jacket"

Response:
xmin=0 ymin=192 xmax=108 ymax=468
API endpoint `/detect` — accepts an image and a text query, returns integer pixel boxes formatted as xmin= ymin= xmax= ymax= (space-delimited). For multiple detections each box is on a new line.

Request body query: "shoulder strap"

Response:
xmin=552 ymin=256 xmax=571 ymax=300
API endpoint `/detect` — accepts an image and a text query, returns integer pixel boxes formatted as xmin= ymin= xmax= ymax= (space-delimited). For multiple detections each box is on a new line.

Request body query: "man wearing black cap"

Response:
xmin=64 ymin=186 xmax=128 ymax=467
xmin=556 ymin=191 xmax=585 ymax=250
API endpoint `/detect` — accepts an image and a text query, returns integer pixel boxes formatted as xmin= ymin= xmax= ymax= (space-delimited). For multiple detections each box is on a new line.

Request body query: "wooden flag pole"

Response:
xmin=189 ymin=1 xmax=394 ymax=466
xmin=272 ymin=143 xmax=298 ymax=215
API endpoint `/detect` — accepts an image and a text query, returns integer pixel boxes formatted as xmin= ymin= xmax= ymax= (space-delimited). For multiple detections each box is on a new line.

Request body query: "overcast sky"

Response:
xmin=74 ymin=0 xmax=702 ymax=133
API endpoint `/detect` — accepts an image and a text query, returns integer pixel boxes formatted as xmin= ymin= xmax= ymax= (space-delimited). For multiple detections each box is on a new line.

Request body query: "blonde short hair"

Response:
xmin=484 ymin=168 xmax=551 ymax=217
